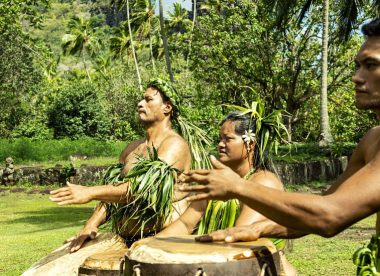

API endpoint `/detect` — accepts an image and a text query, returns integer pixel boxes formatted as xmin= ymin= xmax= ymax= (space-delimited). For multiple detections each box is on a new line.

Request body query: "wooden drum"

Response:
xmin=23 ymin=233 xmax=128 ymax=276
xmin=125 ymin=236 xmax=281 ymax=276
xmin=78 ymin=235 xmax=128 ymax=276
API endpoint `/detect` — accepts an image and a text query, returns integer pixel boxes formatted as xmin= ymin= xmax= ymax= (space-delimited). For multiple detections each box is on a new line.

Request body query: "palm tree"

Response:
xmin=187 ymin=0 xmax=197 ymax=69
xmin=131 ymin=0 xmax=158 ymax=71
xmin=126 ymin=0 xmax=143 ymax=91
xmin=112 ymin=0 xmax=143 ymax=90
xmin=319 ymin=0 xmax=332 ymax=146
xmin=62 ymin=16 xmax=101 ymax=81
xmin=265 ymin=0 xmax=380 ymax=145
xmin=167 ymin=2 xmax=191 ymax=32
xmin=159 ymin=0 xmax=174 ymax=82
xmin=110 ymin=22 xmax=132 ymax=63
xmin=94 ymin=51 xmax=113 ymax=80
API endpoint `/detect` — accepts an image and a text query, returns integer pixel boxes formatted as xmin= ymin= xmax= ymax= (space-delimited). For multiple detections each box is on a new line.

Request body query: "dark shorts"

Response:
xmin=124 ymin=232 xmax=156 ymax=247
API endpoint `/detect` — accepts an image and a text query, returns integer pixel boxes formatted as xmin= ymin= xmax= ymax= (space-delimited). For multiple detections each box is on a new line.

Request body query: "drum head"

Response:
xmin=125 ymin=235 xmax=281 ymax=276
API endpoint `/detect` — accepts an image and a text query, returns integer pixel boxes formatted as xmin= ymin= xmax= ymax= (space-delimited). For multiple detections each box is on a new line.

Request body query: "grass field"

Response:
xmin=0 ymin=190 xmax=375 ymax=275
xmin=0 ymin=192 xmax=96 ymax=275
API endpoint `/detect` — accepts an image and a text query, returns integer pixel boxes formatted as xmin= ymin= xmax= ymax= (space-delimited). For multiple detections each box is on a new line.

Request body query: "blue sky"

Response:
xmin=156 ymin=0 xmax=192 ymax=14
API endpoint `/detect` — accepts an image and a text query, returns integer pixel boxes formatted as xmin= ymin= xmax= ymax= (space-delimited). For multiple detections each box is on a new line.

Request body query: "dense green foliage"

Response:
xmin=0 ymin=0 xmax=378 ymax=146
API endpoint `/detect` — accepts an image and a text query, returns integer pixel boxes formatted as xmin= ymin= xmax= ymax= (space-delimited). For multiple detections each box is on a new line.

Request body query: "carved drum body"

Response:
xmin=125 ymin=235 xmax=282 ymax=276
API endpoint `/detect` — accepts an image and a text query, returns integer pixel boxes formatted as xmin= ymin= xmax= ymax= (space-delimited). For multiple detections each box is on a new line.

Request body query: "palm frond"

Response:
xmin=177 ymin=116 xmax=212 ymax=169
xmin=224 ymin=94 xmax=289 ymax=164
xmin=337 ymin=0 xmax=364 ymax=41
xmin=104 ymin=147 xmax=178 ymax=238
xmin=197 ymin=199 xmax=240 ymax=235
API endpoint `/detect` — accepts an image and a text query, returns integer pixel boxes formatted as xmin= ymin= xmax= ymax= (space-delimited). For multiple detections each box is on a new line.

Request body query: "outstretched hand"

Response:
xmin=195 ymin=225 xmax=260 ymax=243
xmin=179 ymin=155 xmax=243 ymax=201
xmin=50 ymin=181 xmax=93 ymax=205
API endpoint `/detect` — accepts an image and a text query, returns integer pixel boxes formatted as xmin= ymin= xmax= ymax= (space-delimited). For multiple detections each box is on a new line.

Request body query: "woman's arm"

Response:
xmin=235 ymin=170 xmax=284 ymax=226
xmin=157 ymin=200 xmax=207 ymax=236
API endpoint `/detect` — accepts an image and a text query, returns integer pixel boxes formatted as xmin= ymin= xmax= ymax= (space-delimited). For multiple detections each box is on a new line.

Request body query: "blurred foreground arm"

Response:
xmin=182 ymin=152 xmax=380 ymax=237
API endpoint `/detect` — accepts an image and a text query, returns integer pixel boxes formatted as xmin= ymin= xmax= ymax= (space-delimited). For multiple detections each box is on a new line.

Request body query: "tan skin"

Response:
xmin=157 ymin=120 xmax=283 ymax=237
xmin=50 ymin=87 xmax=191 ymax=252
xmin=180 ymin=36 xmax=380 ymax=243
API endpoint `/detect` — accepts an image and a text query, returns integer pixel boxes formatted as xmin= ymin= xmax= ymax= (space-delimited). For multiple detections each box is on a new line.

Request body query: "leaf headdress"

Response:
xmin=224 ymin=95 xmax=289 ymax=168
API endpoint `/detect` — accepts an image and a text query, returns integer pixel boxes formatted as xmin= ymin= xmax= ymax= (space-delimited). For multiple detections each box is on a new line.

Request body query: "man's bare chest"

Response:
xmin=123 ymin=143 xmax=148 ymax=173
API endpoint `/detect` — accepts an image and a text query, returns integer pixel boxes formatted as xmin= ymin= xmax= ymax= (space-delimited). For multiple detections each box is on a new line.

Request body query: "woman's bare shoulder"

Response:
xmin=248 ymin=169 xmax=284 ymax=191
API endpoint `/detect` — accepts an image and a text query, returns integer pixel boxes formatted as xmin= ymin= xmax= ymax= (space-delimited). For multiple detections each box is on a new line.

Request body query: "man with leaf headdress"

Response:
xmin=49 ymin=78 xmax=211 ymax=251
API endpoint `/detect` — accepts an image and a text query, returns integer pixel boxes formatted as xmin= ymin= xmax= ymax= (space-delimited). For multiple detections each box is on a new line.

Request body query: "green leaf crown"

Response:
xmin=225 ymin=96 xmax=289 ymax=167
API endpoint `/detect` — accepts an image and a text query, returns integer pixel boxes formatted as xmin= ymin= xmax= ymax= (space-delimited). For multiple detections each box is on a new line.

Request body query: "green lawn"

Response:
xmin=0 ymin=192 xmax=96 ymax=275
xmin=0 ymin=191 xmax=375 ymax=275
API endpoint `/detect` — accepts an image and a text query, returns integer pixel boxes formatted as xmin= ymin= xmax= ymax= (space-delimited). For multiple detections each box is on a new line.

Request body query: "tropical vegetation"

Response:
xmin=1 ymin=0 xmax=378 ymax=148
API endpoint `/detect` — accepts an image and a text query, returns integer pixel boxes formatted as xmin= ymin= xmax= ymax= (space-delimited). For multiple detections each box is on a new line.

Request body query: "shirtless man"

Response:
xmin=180 ymin=18 xmax=380 ymax=243
xmin=50 ymin=80 xmax=191 ymax=252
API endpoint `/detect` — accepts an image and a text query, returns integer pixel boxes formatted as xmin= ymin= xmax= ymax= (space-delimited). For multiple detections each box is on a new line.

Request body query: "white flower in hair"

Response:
xmin=242 ymin=129 xmax=255 ymax=144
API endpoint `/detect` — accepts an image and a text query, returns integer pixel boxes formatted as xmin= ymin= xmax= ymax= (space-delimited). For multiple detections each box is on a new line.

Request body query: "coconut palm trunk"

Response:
xmin=126 ymin=0 xmax=143 ymax=91
xmin=319 ymin=0 xmax=333 ymax=146
xmin=81 ymin=50 xmax=92 ymax=82
xmin=149 ymin=29 xmax=156 ymax=72
xmin=159 ymin=0 xmax=174 ymax=82
xmin=186 ymin=0 xmax=196 ymax=69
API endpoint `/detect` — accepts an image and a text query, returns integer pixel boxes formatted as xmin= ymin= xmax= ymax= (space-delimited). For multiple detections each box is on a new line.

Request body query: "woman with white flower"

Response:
xmin=158 ymin=111 xmax=296 ymax=275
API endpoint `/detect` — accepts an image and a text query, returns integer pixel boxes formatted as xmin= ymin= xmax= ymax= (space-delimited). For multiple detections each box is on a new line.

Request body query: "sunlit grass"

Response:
xmin=0 ymin=192 xmax=96 ymax=275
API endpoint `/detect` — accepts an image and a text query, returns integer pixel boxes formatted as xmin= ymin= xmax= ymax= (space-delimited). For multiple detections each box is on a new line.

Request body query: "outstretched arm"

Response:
xmin=50 ymin=182 xmax=130 ymax=205
xmin=50 ymin=135 xmax=191 ymax=205
xmin=196 ymin=219 xmax=306 ymax=243
xmin=181 ymin=154 xmax=380 ymax=237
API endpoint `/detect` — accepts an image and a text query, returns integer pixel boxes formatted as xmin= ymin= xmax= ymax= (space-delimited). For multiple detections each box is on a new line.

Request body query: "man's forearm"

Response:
xmin=85 ymin=203 xmax=108 ymax=228
xmin=233 ymin=181 xmax=355 ymax=237
xmin=254 ymin=220 xmax=307 ymax=239
xmin=89 ymin=183 xmax=130 ymax=203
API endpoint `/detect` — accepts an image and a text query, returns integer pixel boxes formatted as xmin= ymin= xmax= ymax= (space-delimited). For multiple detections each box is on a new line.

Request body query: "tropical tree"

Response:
xmin=126 ymin=0 xmax=143 ymax=91
xmin=62 ymin=16 xmax=102 ymax=82
xmin=200 ymin=0 xmax=225 ymax=14
xmin=131 ymin=0 xmax=158 ymax=71
xmin=264 ymin=0 xmax=380 ymax=145
xmin=167 ymin=2 xmax=191 ymax=33
xmin=110 ymin=22 xmax=132 ymax=62
xmin=319 ymin=0 xmax=333 ymax=145
xmin=187 ymin=0 xmax=197 ymax=69
xmin=112 ymin=0 xmax=143 ymax=90
xmin=159 ymin=0 xmax=174 ymax=82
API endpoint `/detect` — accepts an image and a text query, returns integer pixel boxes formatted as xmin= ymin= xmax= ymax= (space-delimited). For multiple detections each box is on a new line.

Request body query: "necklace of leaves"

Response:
xmin=196 ymin=169 xmax=254 ymax=235
xmin=103 ymin=146 xmax=178 ymax=238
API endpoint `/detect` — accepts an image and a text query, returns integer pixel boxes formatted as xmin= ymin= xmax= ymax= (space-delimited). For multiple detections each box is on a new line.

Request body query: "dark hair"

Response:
xmin=362 ymin=18 xmax=380 ymax=37
xmin=221 ymin=112 xmax=271 ymax=171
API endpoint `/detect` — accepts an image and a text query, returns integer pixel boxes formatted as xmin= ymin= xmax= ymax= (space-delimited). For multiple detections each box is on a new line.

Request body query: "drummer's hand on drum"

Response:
xmin=195 ymin=225 xmax=260 ymax=243
xmin=50 ymin=181 xmax=92 ymax=205
xmin=179 ymin=155 xmax=243 ymax=201
xmin=65 ymin=225 xmax=98 ymax=253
